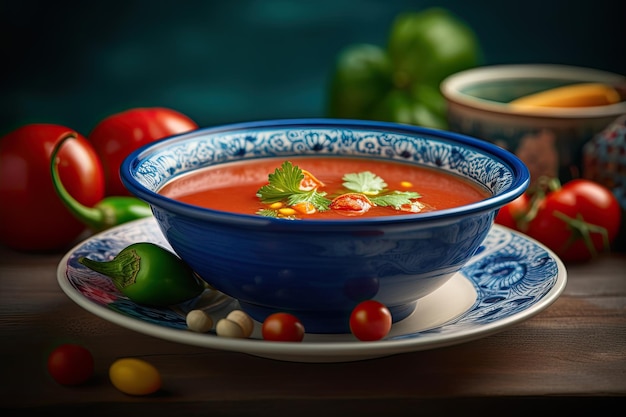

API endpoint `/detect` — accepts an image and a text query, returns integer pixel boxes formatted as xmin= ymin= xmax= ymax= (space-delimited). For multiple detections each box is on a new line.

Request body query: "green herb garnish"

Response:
xmin=342 ymin=171 xmax=387 ymax=195
xmin=342 ymin=171 xmax=421 ymax=209
xmin=256 ymin=161 xmax=331 ymax=211
xmin=256 ymin=208 xmax=280 ymax=218
xmin=370 ymin=191 xmax=422 ymax=209
xmin=256 ymin=160 xmax=424 ymax=218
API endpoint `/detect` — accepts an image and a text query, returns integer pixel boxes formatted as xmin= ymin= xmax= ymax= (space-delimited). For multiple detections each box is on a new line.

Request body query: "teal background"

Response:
xmin=1 ymin=0 xmax=624 ymax=136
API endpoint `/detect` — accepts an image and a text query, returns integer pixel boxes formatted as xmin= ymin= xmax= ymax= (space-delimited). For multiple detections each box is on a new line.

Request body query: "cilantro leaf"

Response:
xmin=342 ymin=171 xmax=387 ymax=195
xmin=287 ymin=191 xmax=331 ymax=212
xmin=257 ymin=161 xmax=304 ymax=203
xmin=371 ymin=191 xmax=421 ymax=209
xmin=256 ymin=209 xmax=279 ymax=218
xmin=257 ymin=161 xmax=331 ymax=211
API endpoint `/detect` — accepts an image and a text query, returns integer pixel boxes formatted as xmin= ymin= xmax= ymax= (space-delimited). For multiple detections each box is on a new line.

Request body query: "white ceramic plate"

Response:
xmin=57 ymin=217 xmax=567 ymax=363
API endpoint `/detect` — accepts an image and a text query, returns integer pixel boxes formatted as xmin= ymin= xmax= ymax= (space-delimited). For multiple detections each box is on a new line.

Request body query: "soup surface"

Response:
xmin=158 ymin=156 xmax=491 ymax=220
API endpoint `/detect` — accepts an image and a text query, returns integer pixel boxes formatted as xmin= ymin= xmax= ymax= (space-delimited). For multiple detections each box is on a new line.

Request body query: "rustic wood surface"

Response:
xmin=1 ymin=239 xmax=624 ymax=416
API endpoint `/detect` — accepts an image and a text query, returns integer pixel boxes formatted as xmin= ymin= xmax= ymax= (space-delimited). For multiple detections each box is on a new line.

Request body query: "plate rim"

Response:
xmin=56 ymin=217 xmax=567 ymax=362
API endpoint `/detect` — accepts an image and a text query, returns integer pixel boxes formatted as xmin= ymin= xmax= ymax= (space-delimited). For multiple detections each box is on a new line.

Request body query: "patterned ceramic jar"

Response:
xmin=583 ymin=114 xmax=626 ymax=250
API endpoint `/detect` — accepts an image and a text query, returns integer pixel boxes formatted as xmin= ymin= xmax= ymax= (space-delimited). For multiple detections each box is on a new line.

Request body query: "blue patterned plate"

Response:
xmin=57 ymin=217 xmax=566 ymax=363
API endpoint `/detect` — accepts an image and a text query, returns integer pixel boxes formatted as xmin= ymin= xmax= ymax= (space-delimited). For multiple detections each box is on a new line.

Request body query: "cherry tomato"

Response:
xmin=495 ymin=193 xmax=530 ymax=230
xmin=349 ymin=300 xmax=392 ymax=341
xmin=89 ymin=107 xmax=198 ymax=196
xmin=0 ymin=124 xmax=105 ymax=251
xmin=47 ymin=343 xmax=95 ymax=385
xmin=261 ymin=312 xmax=305 ymax=342
xmin=524 ymin=179 xmax=621 ymax=262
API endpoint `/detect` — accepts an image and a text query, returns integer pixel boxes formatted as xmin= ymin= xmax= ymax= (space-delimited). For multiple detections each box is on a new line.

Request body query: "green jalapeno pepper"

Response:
xmin=78 ymin=242 xmax=206 ymax=306
xmin=51 ymin=132 xmax=153 ymax=232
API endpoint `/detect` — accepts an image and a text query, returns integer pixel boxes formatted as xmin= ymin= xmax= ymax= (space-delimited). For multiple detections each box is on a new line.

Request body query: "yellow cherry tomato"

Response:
xmin=109 ymin=358 xmax=161 ymax=396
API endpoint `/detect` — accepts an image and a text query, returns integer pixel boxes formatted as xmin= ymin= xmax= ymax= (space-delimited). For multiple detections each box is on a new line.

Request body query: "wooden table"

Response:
xmin=1 ymin=237 xmax=625 ymax=416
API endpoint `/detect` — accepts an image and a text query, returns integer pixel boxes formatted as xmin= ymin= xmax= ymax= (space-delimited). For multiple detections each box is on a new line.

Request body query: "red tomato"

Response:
xmin=524 ymin=179 xmax=621 ymax=262
xmin=47 ymin=343 xmax=95 ymax=385
xmin=261 ymin=312 xmax=305 ymax=342
xmin=89 ymin=107 xmax=198 ymax=196
xmin=495 ymin=193 xmax=530 ymax=230
xmin=0 ymin=124 xmax=105 ymax=251
xmin=349 ymin=300 xmax=392 ymax=341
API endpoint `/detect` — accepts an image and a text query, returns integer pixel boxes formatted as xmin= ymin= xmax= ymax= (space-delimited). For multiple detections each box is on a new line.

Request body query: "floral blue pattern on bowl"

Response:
xmin=130 ymin=120 xmax=516 ymax=200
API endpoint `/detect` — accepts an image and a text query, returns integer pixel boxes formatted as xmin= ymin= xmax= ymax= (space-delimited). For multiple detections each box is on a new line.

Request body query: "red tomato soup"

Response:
xmin=158 ymin=156 xmax=491 ymax=220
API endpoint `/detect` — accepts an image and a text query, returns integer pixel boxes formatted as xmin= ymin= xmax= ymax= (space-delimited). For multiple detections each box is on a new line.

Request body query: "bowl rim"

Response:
xmin=440 ymin=63 xmax=626 ymax=119
xmin=120 ymin=118 xmax=530 ymax=227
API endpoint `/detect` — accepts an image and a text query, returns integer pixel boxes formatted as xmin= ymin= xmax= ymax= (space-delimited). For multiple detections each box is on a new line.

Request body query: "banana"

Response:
xmin=509 ymin=82 xmax=622 ymax=108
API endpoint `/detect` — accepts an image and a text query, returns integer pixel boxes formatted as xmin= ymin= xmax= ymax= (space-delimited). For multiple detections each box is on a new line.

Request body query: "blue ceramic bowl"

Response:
xmin=121 ymin=119 xmax=529 ymax=333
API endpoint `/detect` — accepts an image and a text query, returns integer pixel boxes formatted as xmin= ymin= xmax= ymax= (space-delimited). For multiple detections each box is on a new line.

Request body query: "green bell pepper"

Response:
xmin=327 ymin=7 xmax=482 ymax=129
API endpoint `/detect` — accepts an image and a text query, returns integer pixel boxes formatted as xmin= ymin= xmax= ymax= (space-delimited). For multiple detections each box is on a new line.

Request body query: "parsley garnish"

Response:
xmin=342 ymin=171 xmax=387 ymax=195
xmin=256 ymin=209 xmax=279 ymax=218
xmin=256 ymin=160 xmax=424 ymax=218
xmin=256 ymin=161 xmax=331 ymax=211
xmin=371 ymin=191 xmax=421 ymax=209
xmin=342 ymin=171 xmax=420 ymax=209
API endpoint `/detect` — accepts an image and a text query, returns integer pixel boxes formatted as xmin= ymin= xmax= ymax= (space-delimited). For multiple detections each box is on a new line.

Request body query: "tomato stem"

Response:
xmin=552 ymin=211 xmax=610 ymax=258
xmin=515 ymin=175 xmax=564 ymax=231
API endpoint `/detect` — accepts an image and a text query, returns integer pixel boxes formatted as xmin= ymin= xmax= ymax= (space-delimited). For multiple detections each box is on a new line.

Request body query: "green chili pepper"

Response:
xmin=327 ymin=7 xmax=482 ymax=129
xmin=51 ymin=132 xmax=153 ymax=232
xmin=78 ymin=242 xmax=206 ymax=306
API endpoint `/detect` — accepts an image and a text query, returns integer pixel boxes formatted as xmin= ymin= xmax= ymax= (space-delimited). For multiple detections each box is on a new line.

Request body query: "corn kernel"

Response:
xmin=269 ymin=202 xmax=284 ymax=209
xmin=400 ymin=181 xmax=413 ymax=188
xmin=278 ymin=207 xmax=297 ymax=216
